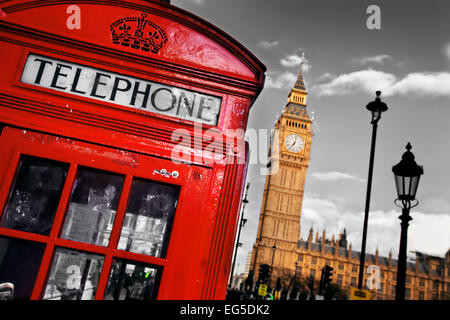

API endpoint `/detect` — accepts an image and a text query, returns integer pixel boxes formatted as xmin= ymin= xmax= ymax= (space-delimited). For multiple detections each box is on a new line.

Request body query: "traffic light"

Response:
xmin=258 ymin=264 xmax=264 ymax=282
xmin=258 ymin=264 xmax=271 ymax=283
xmin=323 ymin=265 xmax=334 ymax=286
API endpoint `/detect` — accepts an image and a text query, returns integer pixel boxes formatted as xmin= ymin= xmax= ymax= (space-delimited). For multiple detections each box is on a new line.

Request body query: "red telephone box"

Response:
xmin=0 ymin=0 xmax=265 ymax=300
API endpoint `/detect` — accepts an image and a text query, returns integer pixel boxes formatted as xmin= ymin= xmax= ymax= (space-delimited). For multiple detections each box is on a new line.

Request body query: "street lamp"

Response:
xmin=392 ymin=143 xmax=423 ymax=300
xmin=358 ymin=91 xmax=388 ymax=290
xmin=270 ymin=243 xmax=276 ymax=290
xmin=229 ymin=183 xmax=249 ymax=289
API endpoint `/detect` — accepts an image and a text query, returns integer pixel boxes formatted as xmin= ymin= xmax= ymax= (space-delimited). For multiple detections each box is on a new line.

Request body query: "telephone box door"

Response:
xmin=0 ymin=126 xmax=210 ymax=300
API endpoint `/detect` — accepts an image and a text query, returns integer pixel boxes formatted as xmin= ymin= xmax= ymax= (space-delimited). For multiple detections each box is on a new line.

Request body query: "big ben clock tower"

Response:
xmin=250 ymin=60 xmax=313 ymax=288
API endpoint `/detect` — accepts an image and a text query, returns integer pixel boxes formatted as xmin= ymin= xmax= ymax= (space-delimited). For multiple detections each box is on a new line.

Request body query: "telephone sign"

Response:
xmin=21 ymin=53 xmax=222 ymax=126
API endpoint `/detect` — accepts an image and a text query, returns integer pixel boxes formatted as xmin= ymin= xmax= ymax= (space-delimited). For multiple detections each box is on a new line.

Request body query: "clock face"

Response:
xmin=284 ymin=134 xmax=304 ymax=153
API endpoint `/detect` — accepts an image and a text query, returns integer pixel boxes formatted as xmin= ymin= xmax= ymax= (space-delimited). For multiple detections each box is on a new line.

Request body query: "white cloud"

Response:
xmin=311 ymin=171 xmax=365 ymax=183
xmin=188 ymin=0 xmax=206 ymax=5
xmin=301 ymin=193 xmax=450 ymax=259
xmin=315 ymin=72 xmax=336 ymax=83
xmin=257 ymin=40 xmax=279 ymax=50
xmin=388 ymin=72 xmax=450 ymax=97
xmin=313 ymin=69 xmax=450 ymax=97
xmin=408 ymin=211 xmax=450 ymax=257
xmin=313 ymin=69 xmax=396 ymax=96
xmin=280 ymin=54 xmax=311 ymax=72
xmin=354 ymin=54 xmax=393 ymax=65
xmin=174 ymin=0 xmax=206 ymax=6
xmin=281 ymin=54 xmax=303 ymax=67
xmin=265 ymin=71 xmax=297 ymax=90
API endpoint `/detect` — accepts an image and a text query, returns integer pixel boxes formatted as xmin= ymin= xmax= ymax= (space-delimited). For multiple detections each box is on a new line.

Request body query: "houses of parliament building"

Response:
xmin=248 ymin=61 xmax=450 ymax=300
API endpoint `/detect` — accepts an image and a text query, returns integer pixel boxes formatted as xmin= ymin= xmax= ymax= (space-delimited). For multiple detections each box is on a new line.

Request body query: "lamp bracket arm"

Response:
xmin=394 ymin=198 xmax=419 ymax=210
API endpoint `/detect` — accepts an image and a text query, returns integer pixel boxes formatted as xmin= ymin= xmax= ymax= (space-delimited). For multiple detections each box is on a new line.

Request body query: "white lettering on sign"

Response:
xmin=20 ymin=54 xmax=222 ymax=125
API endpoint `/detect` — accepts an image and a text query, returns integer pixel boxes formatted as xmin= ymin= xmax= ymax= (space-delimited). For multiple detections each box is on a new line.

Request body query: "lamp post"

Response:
xmin=288 ymin=261 xmax=299 ymax=300
xmin=392 ymin=143 xmax=423 ymax=300
xmin=270 ymin=243 xmax=276 ymax=291
xmin=229 ymin=183 xmax=249 ymax=289
xmin=358 ymin=91 xmax=388 ymax=290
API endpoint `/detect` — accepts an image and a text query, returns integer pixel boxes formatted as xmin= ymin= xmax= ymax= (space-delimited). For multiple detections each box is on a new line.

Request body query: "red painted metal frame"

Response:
xmin=0 ymin=127 xmax=207 ymax=299
xmin=0 ymin=0 xmax=265 ymax=299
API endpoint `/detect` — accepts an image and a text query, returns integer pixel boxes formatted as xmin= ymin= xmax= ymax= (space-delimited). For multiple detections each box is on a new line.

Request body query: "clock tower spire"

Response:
xmin=250 ymin=56 xmax=314 ymax=288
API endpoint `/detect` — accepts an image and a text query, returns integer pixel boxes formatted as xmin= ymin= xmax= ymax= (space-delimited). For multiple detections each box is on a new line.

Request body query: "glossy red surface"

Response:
xmin=0 ymin=0 xmax=265 ymax=299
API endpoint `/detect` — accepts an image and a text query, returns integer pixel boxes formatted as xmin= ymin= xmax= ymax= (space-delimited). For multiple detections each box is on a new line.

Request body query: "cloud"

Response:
xmin=190 ymin=0 xmax=206 ymax=5
xmin=300 ymin=195 xmax=399 ymax=255
xmin=388 ymin=72 xmax=450 ymax=97
xmin=301 ymin=193 xmax=450 ymax=259
xmin=175 ymin=0 xmax=206 ymax=5
xmin=280 ymin=54 xmax=311 ymax=72
xmin=265 ymin=71 xmax=297 ymax=89
xmin=281 ymin=54 xmax=303 ymax=67
xmin=313 ymin=69 xmax=396 ymax=96
xmin=315 ymin=72 xmax=336 ymax=83
xmin=311 ymin=171 xmax=365 ymax=183
xmin=313 ymin=69 xmax=450 ymax=97
xmin=354 ymin=54 xmax=393 ymax=65
xmin=257 ymin=40 xmax=279 ymax=50
xmin=408 ymin=211 xmax=450 ymax=257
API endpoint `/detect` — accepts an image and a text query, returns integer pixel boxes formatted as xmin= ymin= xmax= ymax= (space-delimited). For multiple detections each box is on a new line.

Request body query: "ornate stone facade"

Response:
xmin=249 ymin=59 xmax=450 ymax=300
xmin=295 ymin=227 xmax=450 ymax=300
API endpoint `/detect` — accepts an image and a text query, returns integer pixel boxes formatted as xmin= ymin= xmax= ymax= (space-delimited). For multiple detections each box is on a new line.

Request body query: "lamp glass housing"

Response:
xmin=392 ymin=143 xmax=423 ymax=202
xmin=371 ymin=110 xmax=381 ymax=123
xmin=394 ymin=174 xmax=421 ymax=201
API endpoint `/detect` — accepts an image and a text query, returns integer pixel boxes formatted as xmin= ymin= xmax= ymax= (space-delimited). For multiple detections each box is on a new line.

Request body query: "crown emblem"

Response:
xmin=110 ymin=13 xmax=168 ymax=54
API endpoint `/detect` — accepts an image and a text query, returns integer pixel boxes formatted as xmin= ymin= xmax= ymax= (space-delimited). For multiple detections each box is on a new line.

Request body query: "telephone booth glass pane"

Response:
xmin=1 ymin=155 xmax=69 ymax=235
xmin=104 ymin=259 xmax=160 ymax=300
xmin=0 ymin=237 xmax=46 ymax=300
xmin=117 ymin=178 xmax=179 ymax=258
xmin=42 ymin=248 xmax=104 ymax=300
xmin=60 ymin=167 xmax=124 ymax=247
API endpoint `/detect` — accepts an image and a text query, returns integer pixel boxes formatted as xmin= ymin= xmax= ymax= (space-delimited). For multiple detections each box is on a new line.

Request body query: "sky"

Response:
xmin=171 ymin=0 xmax=450 ymax=275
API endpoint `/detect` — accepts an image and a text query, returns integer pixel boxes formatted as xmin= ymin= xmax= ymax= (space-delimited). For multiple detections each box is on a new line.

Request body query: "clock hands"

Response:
xmin=286 ymin=135 xmax=303 ymax=152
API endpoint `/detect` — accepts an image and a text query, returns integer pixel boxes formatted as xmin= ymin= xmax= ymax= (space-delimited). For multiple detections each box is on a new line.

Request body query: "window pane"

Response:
xmin=0 ymin=237 xmax=46 ymax=300
xmin=60 ymin=167 xmax=124 ymax=247
xmin=42 ymin=248 xmax=104 ymax=300
xmin=105 ymin=259 xmax=160 ymax=300
xmin=1 ymin=155 xmax=69 ymax=235
xmin=117 ymin=179 xmax=179 ymax=258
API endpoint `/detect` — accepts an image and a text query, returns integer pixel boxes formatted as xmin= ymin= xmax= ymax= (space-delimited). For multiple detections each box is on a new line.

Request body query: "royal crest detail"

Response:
xmin=110 ymin=13 xmax=168 ymax=54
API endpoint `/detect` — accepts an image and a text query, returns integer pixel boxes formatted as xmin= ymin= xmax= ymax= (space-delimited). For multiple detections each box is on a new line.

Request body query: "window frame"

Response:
xmin=0 ymin=127 xmax=197 ymax=300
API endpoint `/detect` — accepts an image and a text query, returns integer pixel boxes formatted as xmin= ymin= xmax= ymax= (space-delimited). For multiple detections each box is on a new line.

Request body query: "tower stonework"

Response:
xmin=250 ymin=61 xmax=313 ymax=288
